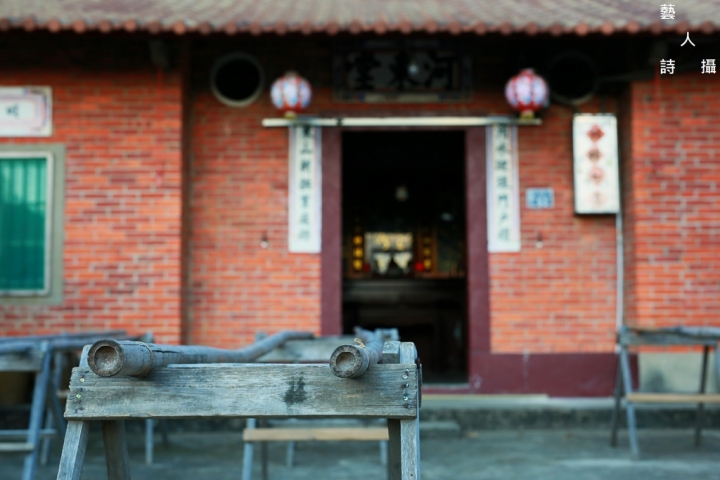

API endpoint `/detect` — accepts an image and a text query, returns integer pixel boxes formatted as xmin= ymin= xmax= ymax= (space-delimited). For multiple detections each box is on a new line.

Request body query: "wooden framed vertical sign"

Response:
xmin=573 ymin=114 xmax=620 ymax=214
xmin=486 ymin=125 xmax=520 ymax=252
xmin=288 ymin=126 xmax=322 ymax=253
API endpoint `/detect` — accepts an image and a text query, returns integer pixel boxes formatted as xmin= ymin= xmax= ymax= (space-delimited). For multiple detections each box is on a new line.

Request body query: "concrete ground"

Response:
xmin=2 ymin=427 xmax=720 ymax=480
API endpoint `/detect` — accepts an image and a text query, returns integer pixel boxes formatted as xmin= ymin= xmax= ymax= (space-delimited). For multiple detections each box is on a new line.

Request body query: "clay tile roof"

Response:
xmin=0 ymin=0 xmax=717 ymax=36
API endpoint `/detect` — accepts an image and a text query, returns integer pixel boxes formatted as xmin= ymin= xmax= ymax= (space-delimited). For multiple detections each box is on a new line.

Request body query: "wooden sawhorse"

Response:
xmin=610 ymin=326 xmax=720 ymax=458
xmin=56 ymin=341 xmax=421 ymax=479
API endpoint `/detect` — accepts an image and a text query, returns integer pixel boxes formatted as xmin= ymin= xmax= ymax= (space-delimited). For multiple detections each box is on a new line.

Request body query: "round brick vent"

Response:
xmin=210 ymin=53 xmax=264 ymax=107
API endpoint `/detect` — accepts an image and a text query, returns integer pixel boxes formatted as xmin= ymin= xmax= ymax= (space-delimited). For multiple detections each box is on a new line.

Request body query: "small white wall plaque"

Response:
xmin=526 ymin=188 xmax=554 ymax=209
xmin=573 ymin=114 xmax=620 ymax=214
xmin=486 ymin=124 xmax=521 ymax=252
xmin=288 ymin=125 xmax=322 ymax=253
xmin=0 ymin=87 xmax=52 ymax=137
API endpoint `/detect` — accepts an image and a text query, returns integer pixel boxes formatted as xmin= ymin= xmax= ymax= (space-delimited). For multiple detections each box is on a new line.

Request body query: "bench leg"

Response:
xmin=42 ymin=352 xmax=68 ymax=466
xmin=619 ymin=346 xmax=639 ymax=459
xmin=286 ymin=440 xmax=295 ymax=467
xmin=387 ymin=418 xmax=420 ymax=480
xmin=693 ymin=346 xmax=710 ymax=447
xmin=23 ymin=348 xmax=52 ymax=480
xmin=261 ymin=440 xmax=268 ymax=480
xmin=56 ymin=421 xmax=91 ymax=480
xmin=610 ymin=353 xmax=623 ymax=447
xmin=145 ymin=419 xmax=154 ymax=465
xmin=160 ymin=420 xmax=170 ymax=446
xmin=241 ymin=418 xmax=256 ymax=480
xmin=40 ymin=407 xmax=54 ymax=467
xmin=101 ymin=420 xmax=131 ymax=480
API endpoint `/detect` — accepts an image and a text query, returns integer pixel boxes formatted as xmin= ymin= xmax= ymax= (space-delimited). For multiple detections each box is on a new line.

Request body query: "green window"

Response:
xmin=0 ymin=146 xmax=64 ymax=303
xmin=0 ymin=155 xmax=51 ymax=293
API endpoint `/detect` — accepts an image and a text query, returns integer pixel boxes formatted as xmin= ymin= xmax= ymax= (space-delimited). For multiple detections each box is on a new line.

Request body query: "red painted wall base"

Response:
xmin=425 ymin=352 xmax=636 ymax=397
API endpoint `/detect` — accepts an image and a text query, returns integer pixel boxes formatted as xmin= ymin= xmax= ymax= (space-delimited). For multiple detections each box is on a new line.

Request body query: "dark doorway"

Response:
xmin=342 ymin=131 xmax=467 ymax=383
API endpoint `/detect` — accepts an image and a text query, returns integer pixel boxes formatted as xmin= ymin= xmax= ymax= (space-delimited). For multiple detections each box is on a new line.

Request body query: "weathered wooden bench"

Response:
xmin=610 ymin=325 xmax=720 ymax=458
xmin=242 ymin=330 xmax=400 ymax=479
xmin=56 ymin=337 xmax=421 ymax=479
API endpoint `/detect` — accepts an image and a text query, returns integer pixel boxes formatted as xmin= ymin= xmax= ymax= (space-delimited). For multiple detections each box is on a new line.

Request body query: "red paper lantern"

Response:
xmin=504 ymin=69 xmax=549 ymax=119
xmin=270 ymin=71 xmax=311 ymax=117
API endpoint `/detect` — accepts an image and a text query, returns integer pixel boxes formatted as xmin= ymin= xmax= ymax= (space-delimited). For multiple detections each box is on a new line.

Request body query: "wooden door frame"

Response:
xmin=321 ymin=127 xmax=490 ymax=384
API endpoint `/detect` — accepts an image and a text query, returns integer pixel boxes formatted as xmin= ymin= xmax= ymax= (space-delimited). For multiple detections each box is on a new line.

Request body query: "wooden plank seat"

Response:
xmin=626 ymin=393 xmax=720 ymax=403
xmin=244 ymin=427 xmax=390 ymax=442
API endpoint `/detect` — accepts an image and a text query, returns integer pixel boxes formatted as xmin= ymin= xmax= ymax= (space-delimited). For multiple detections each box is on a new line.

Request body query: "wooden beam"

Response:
xmin=65 ymin=363 xmax=418 ymax=420
xmin=101 ymin=421 xmax=131 ymax=480
xmin=0 ymin=442 xmax=34 ymax=452
xmin=388 ymin=343 xmax=420 ymax=480
xmin=0 ymin=351 xmax=44 ymax=372
xmin=627 ymin=393 xmax=720 ymax=404
xmin=262 ymin=117 xmax=542 ymax=128
xmin=243 ymin=427 xmax=389 ymax=442
xmin=0 ymin=429 xmax=57 ymax=439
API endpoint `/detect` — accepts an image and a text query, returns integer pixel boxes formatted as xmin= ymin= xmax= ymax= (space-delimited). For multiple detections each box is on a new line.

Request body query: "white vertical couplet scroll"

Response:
xmin=486 ymin=124 xmax=521 ymax=252
xmin=572 ymin=114 xmax=620 ymax=214
xmin=288 ymin=126 xmax=322 ymax=253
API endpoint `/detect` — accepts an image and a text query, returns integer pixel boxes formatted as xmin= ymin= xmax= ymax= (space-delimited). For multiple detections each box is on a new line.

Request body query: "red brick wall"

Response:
xmin=188 ymin=91 xmax=322 ymax=347
xmin=187 ymin=38 xmax=620 ymax=353
xmin=625 ymin=73 xmax=720 ymax=328
xmin=0 ymin=38 xmax=184 ymax=343
xmin=490 ymin=98 xmax=620 ymax=353
xmin=16 ymin=36 xmax=712 ymax=357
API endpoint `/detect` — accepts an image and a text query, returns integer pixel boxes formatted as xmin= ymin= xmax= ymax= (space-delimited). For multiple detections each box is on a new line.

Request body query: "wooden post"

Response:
xmin=101 ymin=421 xmax=131 ymax=480
xmin=56 ymin=422 xmax=90 ymax=480
xmin=694 ymin=345 xmax=710 ymax=446
xmin=56 ymin=346 xmax=92 ymax=480
xmin=619 ymin=345 xmax=639 ymax=459
xmin=609 ymin=354 xmax=623 ymax=447
xmin=387 ymin=342 xmax=420 ymax=480
xmin=241 ymin=418 xmax=256 ymax=480
xmin=21 ymin=342 xmax=51 ymax=480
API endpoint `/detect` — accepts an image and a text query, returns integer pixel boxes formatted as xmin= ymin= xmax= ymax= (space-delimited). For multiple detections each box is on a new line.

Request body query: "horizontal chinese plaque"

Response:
xmin=572 ymin=114 xmax=620 ymax=214
xmin=0 ymin=87 xmax=52 ymax=137
xmin=333 ymin=41 xmax=471 ymax=103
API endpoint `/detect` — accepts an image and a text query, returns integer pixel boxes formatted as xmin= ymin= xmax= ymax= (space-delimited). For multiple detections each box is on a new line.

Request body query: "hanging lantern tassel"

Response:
xmin=505 ymin=69 xmax=550 ymax=119
xmin=270 ymin=71 xmax=312 ymax=118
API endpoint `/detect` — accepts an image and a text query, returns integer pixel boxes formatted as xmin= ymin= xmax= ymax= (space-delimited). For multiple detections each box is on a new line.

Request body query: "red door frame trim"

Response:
xmin=320 ymin=127 xmax=490 ymax=384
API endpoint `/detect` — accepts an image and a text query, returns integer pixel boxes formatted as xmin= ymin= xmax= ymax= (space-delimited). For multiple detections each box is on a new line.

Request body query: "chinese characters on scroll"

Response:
xmin=288 ymin=126 xmax=322 ymax=253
